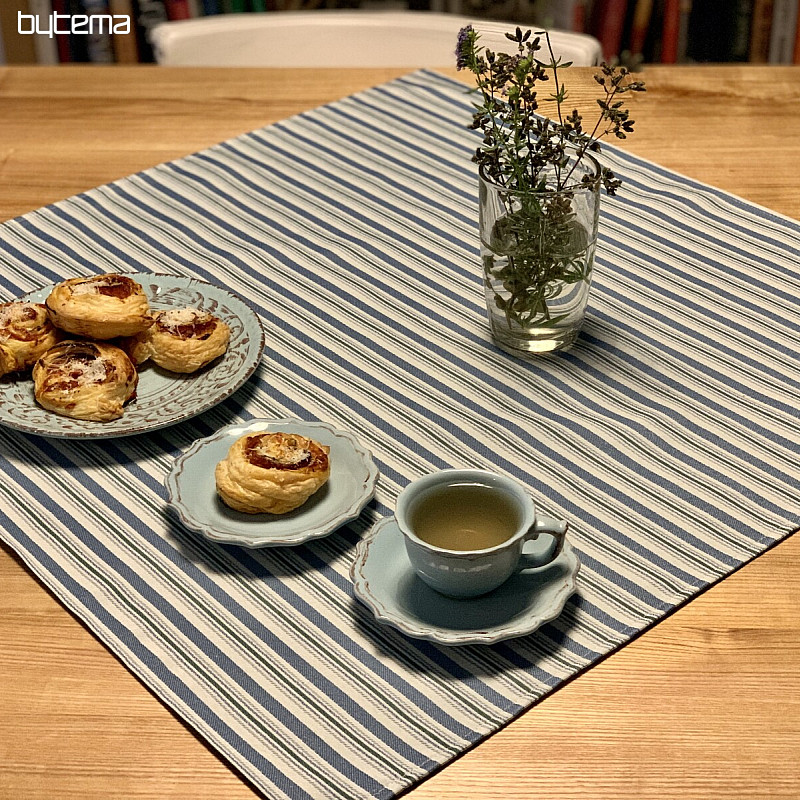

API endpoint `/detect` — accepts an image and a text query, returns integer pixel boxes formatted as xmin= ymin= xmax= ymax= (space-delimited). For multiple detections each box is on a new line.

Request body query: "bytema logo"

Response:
xmin=18 ymin=11 xmax=131 ymax=37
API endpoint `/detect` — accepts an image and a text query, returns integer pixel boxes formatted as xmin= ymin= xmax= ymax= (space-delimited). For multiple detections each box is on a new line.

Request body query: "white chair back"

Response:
xmin=151 ymin=11 xmax=602 ymax=68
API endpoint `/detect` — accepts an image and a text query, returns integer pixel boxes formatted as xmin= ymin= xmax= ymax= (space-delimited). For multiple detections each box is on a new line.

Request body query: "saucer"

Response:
xmin=350 ymin=516 xmax=580 ymax=646
xmin=165 ymin=418 xmax=379 ymax=548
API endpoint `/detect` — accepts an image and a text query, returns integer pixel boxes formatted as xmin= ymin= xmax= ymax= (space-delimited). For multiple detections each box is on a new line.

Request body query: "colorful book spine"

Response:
xmin=629 ymin=0 xmax=654 ymax=59
xmin=591 ymin=0 xmax=630 ymax=62
xmin=82 ymin=0 xmax=116 ymax=63
xmin=728 ymin=0 xmax=754 ymax=61
xmin=574 ymin=0 xmax=592 ymax=31
xmin=749 ymin=0 xmax=774 ymax=60
xmin=29 ymin=0 xmax=60 ymax=64
xmin=660 ymin=0 xmax=681 ymax=62
xmin=675 ymin=0 xmax=694 ymax=61
xmin=201 ymin=0 xmax=220 ymax=13
xmin=66 ymin=0 xmax=90 ymax=61
xmin=49 ymin=0 xmax=73 ymax=62
xmin=250 ymin=0 xmax=268 ymax=10
xmin=795 ymin=6 xmax=800 ymax=60
xmin=164 ymin=0 xmax=191 ymax=18
xmin=132 ymin=0 xmax=168 ymax=62
xmin=769 ymin=0 xmax=800 ymax=62
xmin=109 ymin=0 xmax=139 ymax=62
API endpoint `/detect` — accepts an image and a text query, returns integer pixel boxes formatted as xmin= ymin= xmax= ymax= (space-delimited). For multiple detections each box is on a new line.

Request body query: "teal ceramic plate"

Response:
xmin=0 ymin=273 xmax=264 ymax=439
xmin=351 ymin=516 xmax=580 ymax=646
xmin=166 ymin=418 xmax=379 ymax=548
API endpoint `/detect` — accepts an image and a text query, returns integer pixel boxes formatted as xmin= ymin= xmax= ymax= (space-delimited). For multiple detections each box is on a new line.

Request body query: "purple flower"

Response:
xmin=456 ymin=25 xmax=474 ymax=71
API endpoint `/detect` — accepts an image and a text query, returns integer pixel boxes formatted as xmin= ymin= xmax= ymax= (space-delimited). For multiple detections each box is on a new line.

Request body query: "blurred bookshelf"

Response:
xmin=1 ymin=0 xmax=799 ymax=65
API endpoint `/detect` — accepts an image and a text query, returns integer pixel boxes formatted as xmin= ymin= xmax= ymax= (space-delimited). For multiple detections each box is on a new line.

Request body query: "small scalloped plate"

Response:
xmin=165 ymin=418 xmax=379 ymax=548
xmin=351 ymin=516 xmax=580 ymax=646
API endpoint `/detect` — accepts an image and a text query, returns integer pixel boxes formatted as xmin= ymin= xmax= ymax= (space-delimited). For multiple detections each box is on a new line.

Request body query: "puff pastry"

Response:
xmin=33 ymin=340 xmax=138 ymax=421
xmin=123 ymin=307 xmax=230 ymax=373
xmin=45 ymin=274 xmax=152 ymax=340
xmin=0 ymin=301 xmax=61 ymax=377
xmin=215 ymin=432 xmax=331 ymax=514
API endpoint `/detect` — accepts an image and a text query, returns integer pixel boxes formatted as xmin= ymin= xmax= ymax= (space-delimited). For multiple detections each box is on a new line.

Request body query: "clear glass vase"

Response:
xmin=478 ymin=151 xmax=601 ymax=357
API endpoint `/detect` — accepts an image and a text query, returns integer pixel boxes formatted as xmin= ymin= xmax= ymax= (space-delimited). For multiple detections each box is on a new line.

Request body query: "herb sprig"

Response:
xmin=456 ymin=25 xmax=646 ymax=195
xmin=456 ymin=26 xmax=645 ymax=335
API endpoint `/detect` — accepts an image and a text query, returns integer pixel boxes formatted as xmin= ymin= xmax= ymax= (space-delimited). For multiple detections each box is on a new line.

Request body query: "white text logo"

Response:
xmin=18 ymin=12 xmax=131 ymax=38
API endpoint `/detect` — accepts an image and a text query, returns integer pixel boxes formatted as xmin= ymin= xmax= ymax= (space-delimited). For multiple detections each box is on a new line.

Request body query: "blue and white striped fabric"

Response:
xmin=1 ymin=70 xmax=799 ymax=799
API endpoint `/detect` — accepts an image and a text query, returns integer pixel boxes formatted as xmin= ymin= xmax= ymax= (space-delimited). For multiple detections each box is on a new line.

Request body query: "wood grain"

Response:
xmin=1 ymin=64 xmax=799 ymax=800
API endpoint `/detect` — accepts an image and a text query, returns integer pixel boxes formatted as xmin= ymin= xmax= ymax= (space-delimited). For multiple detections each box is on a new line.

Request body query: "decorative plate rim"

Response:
xmin=0 ymin=272 xmax=265 ymax=439
xmin=350 ymin=516 xmax=580 ymax=646
xmin=165 ymin=418 xmax=380 ymax=548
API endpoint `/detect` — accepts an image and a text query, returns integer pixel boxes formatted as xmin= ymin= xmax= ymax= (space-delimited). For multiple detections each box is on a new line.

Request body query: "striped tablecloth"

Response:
xmin=1 ymin=70 xmax=799 ymax=800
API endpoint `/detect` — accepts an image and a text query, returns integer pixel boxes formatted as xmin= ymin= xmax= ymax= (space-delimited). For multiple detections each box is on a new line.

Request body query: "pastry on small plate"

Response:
xmin=124 ymin=307 xmax=230 ymax=373
xmin=0 ymin=301 xmax=62 ymax=377
xmin=165 ymin=419 xmax=378 ymax=548
xmin=45 ymin=273 xmax=152 ymax=339
xmin=215 ymin=431 xmax=331 ymax=514
xmin=33 ymin=340 xmax=138 ymax=421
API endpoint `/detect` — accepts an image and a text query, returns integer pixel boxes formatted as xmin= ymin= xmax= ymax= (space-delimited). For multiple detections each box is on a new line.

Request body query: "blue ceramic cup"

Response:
xmin=395 ymin=469 xmax=569 ymax=599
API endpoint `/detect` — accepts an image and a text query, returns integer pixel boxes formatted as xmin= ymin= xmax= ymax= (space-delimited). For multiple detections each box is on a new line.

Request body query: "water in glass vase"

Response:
xmin=481 ymin=238 xmax=595 ymax=356
xmin=477 ymin=152 xmax=601 ymax=358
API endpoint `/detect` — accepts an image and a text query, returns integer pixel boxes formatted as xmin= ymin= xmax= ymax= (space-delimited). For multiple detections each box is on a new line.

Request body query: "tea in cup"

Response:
xmin=395 ymin=469 xmax=569 ymax=598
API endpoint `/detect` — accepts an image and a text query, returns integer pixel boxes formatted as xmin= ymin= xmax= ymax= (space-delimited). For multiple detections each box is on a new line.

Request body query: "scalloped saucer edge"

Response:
xmin=351 ymin=515 xmax=580 ymax=646
xmin=166 ymin=418 xmax=379 ymax=548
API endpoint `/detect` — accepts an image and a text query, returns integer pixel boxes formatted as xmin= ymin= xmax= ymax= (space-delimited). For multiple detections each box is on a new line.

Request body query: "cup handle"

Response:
xmin=518 ymin=515 xmax=569 ymax=570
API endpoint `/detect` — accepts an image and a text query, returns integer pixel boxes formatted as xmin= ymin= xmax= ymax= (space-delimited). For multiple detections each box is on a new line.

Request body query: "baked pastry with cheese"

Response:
xmin=0 ymin=301 xmax=62 ymax=377
xmin=123 ymin=307 xmax=230 ymax=373
xmin=45 ymin=274 xmax=152 ymax=340
xmin=33 ymin=340 xmax=138 ymax=421
xmin=215 ymin=432 xmax=331 ymax=514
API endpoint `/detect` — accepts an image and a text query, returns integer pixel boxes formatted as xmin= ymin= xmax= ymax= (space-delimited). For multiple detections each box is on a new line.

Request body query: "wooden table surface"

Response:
xmin=1 ymin=64 xmax=799 ymax=800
